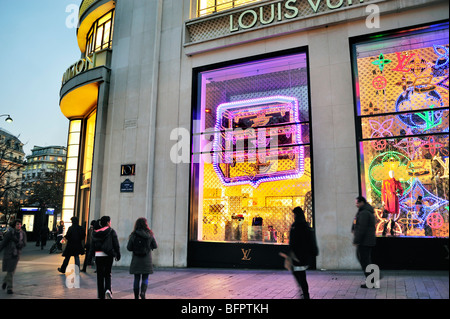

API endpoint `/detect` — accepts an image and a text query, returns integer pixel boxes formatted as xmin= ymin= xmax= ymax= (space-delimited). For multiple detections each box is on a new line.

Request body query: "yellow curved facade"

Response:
xmin=77 ymin=0 xmax=115 ymax=53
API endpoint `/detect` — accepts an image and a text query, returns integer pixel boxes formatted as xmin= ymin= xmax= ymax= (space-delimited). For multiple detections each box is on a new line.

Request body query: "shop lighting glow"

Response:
xmin=212 ymin=95 xmax=304 ymax=188
xmin=399 ymin=178 xmax=449 ymax=229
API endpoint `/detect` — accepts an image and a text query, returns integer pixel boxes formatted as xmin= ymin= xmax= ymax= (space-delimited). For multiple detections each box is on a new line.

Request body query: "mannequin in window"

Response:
xmin=381 ymin=170 xmax=403 ymax=236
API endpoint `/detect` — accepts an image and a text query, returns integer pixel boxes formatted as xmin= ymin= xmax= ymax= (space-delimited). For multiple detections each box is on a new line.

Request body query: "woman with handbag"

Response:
xmin=90 ymin=216 xmax=121 ymax=299
xmin=58 ymin=216 xmax=86 ymax=274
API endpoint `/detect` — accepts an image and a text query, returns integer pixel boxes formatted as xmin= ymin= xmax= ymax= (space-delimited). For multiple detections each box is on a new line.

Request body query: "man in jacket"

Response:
xmin=352 ymin=196 xmax=376 ymax=288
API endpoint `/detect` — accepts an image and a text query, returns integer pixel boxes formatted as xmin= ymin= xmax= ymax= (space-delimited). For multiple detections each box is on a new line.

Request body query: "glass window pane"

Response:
xmin=191 ymin=52 xmax=312 ymax=244
xmin=95 ymin=25 xmax=104 ymax=51
xmin=353 ymin=23 xmax=449 ymax=238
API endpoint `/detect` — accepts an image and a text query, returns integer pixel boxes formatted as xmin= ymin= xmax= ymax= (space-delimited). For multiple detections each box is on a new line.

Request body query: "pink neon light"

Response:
xmin=212 ymin=95 xmax=305 ymax=188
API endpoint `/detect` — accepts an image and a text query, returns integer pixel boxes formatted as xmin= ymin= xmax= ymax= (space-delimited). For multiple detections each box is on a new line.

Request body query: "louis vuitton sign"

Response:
xmin=230 ymin=0 xmax=367 ymax=32
xmin=185 ymin=0 xmax=369 ymax=45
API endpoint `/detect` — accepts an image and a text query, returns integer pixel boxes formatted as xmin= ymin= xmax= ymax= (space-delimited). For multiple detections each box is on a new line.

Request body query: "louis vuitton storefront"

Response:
xmin=60 ymin=0 xmax=448 ymax=271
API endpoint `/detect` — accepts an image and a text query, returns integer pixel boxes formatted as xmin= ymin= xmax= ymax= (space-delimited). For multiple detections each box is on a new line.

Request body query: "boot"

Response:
xmin=134 ymin=288 xmax=140 ymax=299
xmin=140 ymin=283 xmax=148 ymax=299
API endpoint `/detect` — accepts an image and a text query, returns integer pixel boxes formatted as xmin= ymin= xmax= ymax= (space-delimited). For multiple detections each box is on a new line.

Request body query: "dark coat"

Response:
xmin=90 ymin=226 xmax=121 ymax=260
xmin=0 ymin=228 xmax=27 ymax=272
xmin=62 ymin=224 xmax=86 ymax=257
xmin=352 ymin=202 xmax=376 ymax=246
xmin=127 ymin=230 xmax=157 ymax=275
xmin=289 ymin=218 xmax=318 ymax=267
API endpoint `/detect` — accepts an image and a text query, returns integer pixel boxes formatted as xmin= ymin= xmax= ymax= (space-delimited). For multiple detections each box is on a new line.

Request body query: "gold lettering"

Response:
xmin=241 ymin=248 xmax=252 ymax=261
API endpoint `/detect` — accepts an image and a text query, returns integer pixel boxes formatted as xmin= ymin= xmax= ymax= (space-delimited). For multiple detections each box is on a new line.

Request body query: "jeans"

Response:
xmin=134 ymin=274 xmax=149 ymax=291
xmin=95 ymin=256 xmax=113 ymax=299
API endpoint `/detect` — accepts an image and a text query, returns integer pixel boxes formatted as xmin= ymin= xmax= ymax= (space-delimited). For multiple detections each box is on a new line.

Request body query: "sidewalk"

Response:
xmin=1 ymin=243 xmax=448 ymax=301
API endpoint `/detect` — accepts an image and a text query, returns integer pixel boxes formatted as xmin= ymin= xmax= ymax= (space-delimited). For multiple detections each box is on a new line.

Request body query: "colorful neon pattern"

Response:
xmin=212 ymin=95 xmax=304 ymax=188
xmin=421 ymin=136 xmax=444 ymax=156
xmin=368 ymin=151 xmax=411 ymax=196
xmin=369 ymin=119 xmax=394 ymax=151
xmin=395 ymin=89 xmax=445 ymax=130
xmin=398 ymin=178 xmax=449 ymax=230
xmin=433 ymin=44 xmax=449 ymax=69
xmin=357 ymin=26 xmax=449 ymax=238
xmin=372 ymin=53 xmax=392 ymax=72
xmin=392 ymin=129 xmax=425 ymax=159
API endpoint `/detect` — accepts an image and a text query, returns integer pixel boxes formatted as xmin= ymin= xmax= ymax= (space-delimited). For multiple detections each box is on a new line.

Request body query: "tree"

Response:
xmin=24 ymin=167 xmax=65 ymax=215
xmin=0 ymin=132 xmax=25 ymax=225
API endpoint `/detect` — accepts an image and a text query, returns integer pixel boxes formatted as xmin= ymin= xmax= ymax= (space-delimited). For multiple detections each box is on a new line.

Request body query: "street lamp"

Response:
xmin=0 ymin=114 xmax=13 ymax=123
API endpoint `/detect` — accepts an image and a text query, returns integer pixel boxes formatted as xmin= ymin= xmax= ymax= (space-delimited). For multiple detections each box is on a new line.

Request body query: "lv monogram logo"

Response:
xmin=241 ymin=248 xmax=252 ymax=261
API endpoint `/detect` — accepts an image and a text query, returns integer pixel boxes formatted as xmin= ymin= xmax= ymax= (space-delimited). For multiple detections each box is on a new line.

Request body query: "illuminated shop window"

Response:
xmin=352 ymin=23 xmax=449 ymax=238
xmin=191 ymin=52 xmax=313 ymax=244
xmin=86 ymin=10 xmax=114 ymax=56
xmin=62 ymin=120 xmax=82 ymax=223
xmin=197 ymin=0 xmax=261 ymax=17
xmin=81 ymin=111 xmax=96 ymax=187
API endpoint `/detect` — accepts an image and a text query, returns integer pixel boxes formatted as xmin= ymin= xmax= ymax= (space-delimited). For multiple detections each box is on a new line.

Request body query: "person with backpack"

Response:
xmin=90 ymin=216 xmax=121 ymax=299
xmin=127 ymin=217 xmax=157 ymax=299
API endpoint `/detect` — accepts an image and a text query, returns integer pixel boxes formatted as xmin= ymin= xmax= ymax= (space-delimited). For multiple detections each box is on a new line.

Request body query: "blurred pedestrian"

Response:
xmin=91 ymin=216 xmax=121 ymax=299
xmin=40 ymin=226 xmax=50 ymax=250
xmin=58 ymin=217 xmax=86 ymax=274
xmin=127 ymin=217 xmax=158 ymax=299
xmin=56 ymin=221 xmax=65 ymax=251
xmin=352 ymin=196 xmax=376 ymax=288
xmin=0 ymin=219 xmax=27 ymax=294
xmin=281 ymin=207 xmax=318 ymax=299
xmin=81 ymin=220 xmax=96 ymax=272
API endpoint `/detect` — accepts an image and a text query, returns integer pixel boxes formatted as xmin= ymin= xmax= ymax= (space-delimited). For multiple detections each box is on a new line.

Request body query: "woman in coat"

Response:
xmin=90 ymin=216 xmax=121 ymax=299
xmin=58 ymin=216 xmax=86 ymax=273
xmin=127 ymin=217 xmax=157 ymax=299
xmin=287 ymin=207 xmax=318 ymax=299
xmin=0 ymin=219 xmax=27 ymax=294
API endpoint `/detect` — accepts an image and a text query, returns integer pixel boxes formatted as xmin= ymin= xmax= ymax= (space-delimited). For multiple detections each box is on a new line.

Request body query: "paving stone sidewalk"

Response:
xmin=1 ymin=244 xmax=448 ymax=300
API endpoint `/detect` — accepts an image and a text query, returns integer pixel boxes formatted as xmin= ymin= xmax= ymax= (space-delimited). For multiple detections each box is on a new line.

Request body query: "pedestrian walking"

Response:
xmin=40 ymin=226 xmax=50 ymax=250
xmin=81 ymin=220 xmax=96 ymax=272
xmin=91 ymin=216 xmax=121 ymax=299
xmin=352 ymin=196 xmax=376 ymax=288
xmin=58 ymin=217 xmax=86 ymax=274
xmin=281 ymin=207 xmax=318 ymax=299
xmin=127 ymin=217 xmax=158 ymax=299
xmin=0 ymin=219 xmax=27 ymax=294
xmin=56 ymin=220 xmax=65 ymax=251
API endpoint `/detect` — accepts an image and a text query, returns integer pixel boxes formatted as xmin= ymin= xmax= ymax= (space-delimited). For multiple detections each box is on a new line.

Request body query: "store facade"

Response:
xmin=59 ymin=0 xmax=448 ymax=270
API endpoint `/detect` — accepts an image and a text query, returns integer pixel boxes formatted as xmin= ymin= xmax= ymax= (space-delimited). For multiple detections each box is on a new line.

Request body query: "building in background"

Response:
xmin=59 ymin=0 xmax=449 ymax=270
xmin=21 ymin=145 xmax=67 ymax=236
xmin=0 ymin=128 xmax=25 ymax=226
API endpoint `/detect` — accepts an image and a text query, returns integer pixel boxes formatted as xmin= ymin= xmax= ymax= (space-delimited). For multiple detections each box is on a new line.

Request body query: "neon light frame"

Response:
xmin=212 ymin=95 xmax=305 ymax=188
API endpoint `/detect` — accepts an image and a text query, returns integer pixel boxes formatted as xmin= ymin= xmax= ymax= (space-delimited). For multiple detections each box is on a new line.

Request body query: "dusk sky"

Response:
xmin=0 ymin=0 xmax=82 ymax=155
